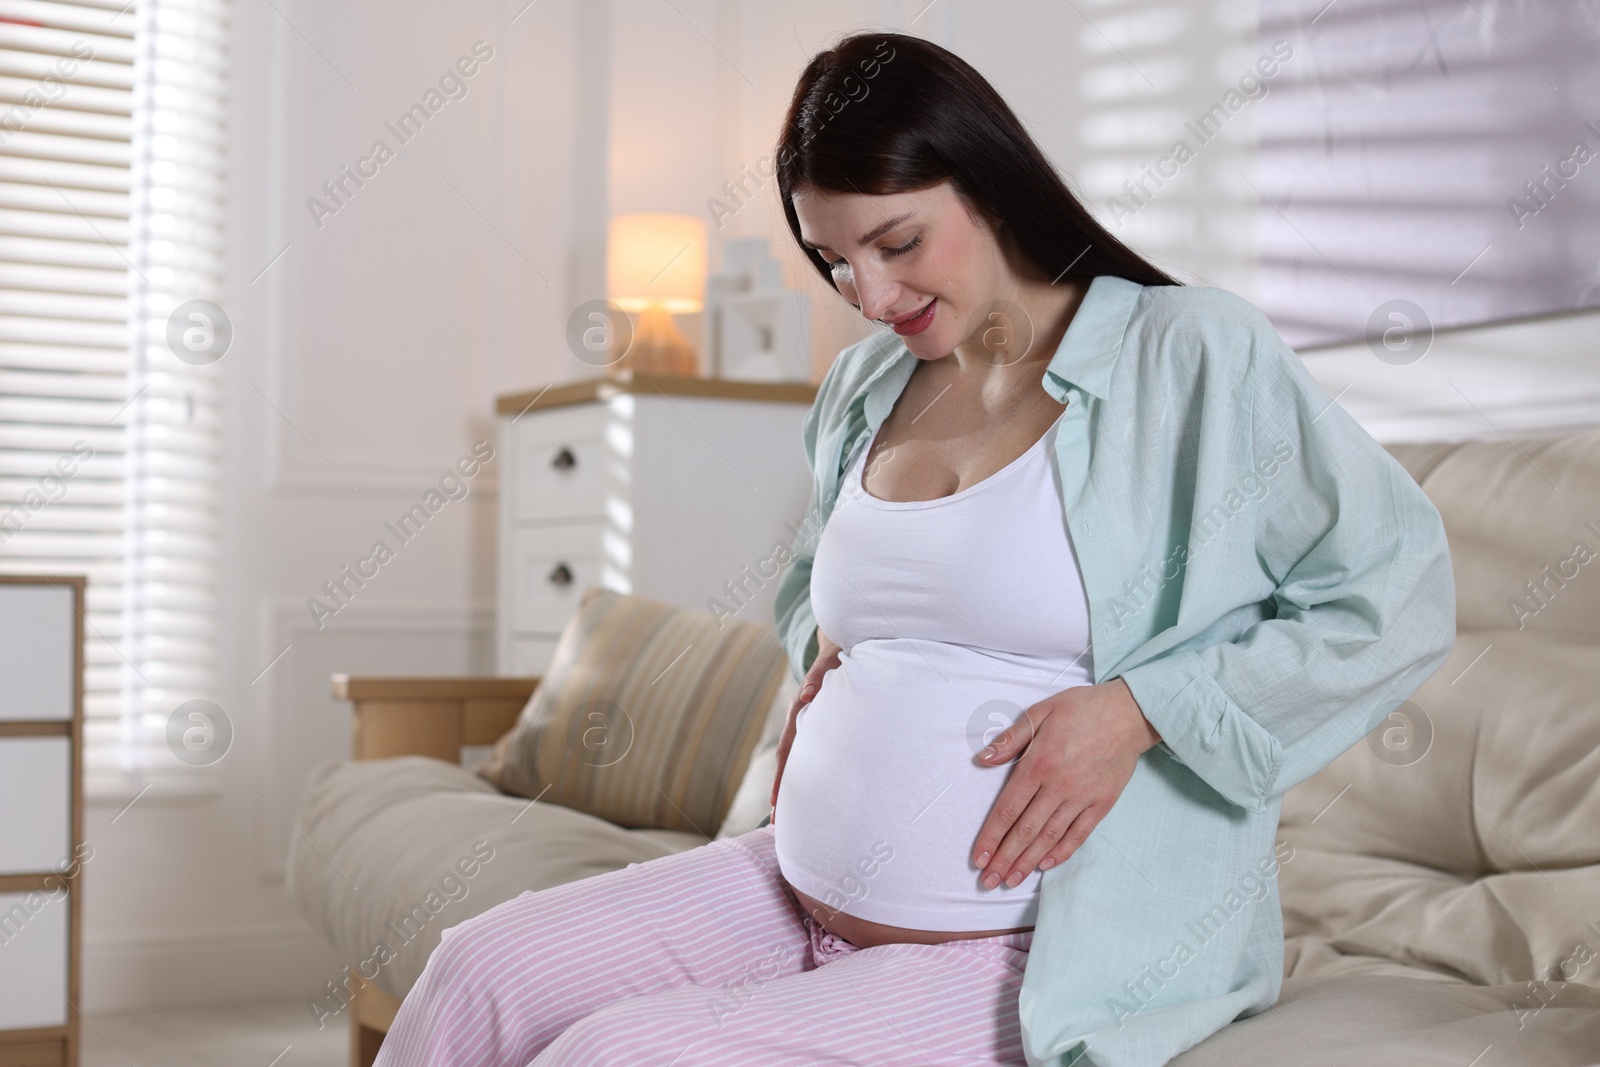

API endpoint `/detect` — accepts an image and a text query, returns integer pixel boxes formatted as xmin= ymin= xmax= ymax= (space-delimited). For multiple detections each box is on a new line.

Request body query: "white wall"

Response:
xmin=77 ymin=0 xmax=1600 ymax=1014
xmin=82 ymin=0 xmax=587 ymax=1012
xmin=1299 ymin=307 xmax=1600 ymax=444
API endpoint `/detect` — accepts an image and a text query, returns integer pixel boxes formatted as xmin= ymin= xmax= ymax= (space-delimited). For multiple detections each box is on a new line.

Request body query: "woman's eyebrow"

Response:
xmin=802 ymin=211 xmax=918 ymax=252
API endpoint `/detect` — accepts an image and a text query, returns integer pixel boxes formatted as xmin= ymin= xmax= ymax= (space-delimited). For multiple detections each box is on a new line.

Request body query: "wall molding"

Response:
xmin=82 ymin=922 xmax=342 ymax=1016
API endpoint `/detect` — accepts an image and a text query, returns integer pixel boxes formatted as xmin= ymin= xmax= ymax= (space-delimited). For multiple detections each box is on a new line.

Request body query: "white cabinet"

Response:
xmin=0 ymin=738 xmax=71 ymax=875
xmin=0 ymin=575 xmax=84 ymax=1066
xmin=494 ymin=373 xmax=818 ymax=676
xmin=0 ymin=894 xmax=69 ymax=1032
xmin=0 ymin=583 xmax=73 ymax=722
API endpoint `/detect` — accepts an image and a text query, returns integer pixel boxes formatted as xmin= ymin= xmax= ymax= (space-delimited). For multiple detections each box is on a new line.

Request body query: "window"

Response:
xmin=0 ymin=0 xmax=228 ymax=795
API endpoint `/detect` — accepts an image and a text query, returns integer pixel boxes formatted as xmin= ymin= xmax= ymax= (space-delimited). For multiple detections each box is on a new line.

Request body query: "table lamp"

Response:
xmin=606 ymin=212 xmax=707 ymax=376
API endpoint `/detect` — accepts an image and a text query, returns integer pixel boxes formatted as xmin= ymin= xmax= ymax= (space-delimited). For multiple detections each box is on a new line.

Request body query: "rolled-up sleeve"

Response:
xmin=1115 ymin=307 xmax=1457 ymax=814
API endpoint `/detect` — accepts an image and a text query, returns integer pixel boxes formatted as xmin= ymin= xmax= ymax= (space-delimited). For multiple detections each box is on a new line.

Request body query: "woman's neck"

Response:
xmin=947 ymin=273 xmax=1089 ymax=381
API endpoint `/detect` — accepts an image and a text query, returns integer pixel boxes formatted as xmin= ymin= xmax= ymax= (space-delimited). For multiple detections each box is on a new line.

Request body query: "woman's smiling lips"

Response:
xmin=887 ymin=298 xmax=936 ymax=336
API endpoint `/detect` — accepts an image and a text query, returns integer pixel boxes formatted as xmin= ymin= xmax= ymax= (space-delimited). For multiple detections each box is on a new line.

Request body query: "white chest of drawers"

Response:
xmin=0 ymin=575 xmax=84 ymax=1067
xmin=494 ymin=372 xmax=818 ymax=675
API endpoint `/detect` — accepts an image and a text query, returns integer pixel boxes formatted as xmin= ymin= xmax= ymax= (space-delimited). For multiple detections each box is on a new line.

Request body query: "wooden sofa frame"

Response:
xmin=330 ymin=674 xmax=541 ymax=1067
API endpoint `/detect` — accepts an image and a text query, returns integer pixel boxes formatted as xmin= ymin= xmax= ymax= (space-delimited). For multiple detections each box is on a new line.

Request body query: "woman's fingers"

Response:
xmin=1035 ymin=806 xmax=1103 ymax=872
xmin=1007 ymin=799 xmax=1096 ymax=882
xmin=978 ymin=783 xmax=1079 ymax=889
xmin=970 ymin=698 xmax=1056 ymax=868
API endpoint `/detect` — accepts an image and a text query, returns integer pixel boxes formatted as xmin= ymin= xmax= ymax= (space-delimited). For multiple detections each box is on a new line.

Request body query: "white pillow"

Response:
xmin=715 ymin=670 xmax=800 ymax=838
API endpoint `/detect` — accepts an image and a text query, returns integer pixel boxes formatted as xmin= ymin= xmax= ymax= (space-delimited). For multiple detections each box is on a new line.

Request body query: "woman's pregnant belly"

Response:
xmin=773 ymin=638 xmax=1077 ymax=946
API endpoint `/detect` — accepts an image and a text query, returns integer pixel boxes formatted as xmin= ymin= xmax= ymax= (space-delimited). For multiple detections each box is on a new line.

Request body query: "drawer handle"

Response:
xmin=548 ymin=562 xmax=574 ymax=587
xmin=550 ymin=446 xmax=577 ymax=470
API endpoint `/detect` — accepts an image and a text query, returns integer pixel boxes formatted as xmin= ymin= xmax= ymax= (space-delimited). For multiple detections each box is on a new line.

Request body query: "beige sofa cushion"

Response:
xmin=1170 ymin=973 xmax=1600 ymax=1066
xmin=1386 ymin=428 xmax=1600 ymax=639
xmin=1270 ymin=429 xmax=1600 ymax=995
xmin=1278 ymin=626 xmax=1600 ymax=989
xmin=286 ymin=756 xmax=708 ymax=1001
xmin=475 ymin=586 xmax=788 ymax=836
xmin=1171 ymin=427 xmax=1600 ymax=1064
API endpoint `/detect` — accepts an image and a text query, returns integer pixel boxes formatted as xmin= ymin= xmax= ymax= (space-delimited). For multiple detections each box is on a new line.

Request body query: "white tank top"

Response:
xmin=774 ymin=407 xmax=1095 ymax=932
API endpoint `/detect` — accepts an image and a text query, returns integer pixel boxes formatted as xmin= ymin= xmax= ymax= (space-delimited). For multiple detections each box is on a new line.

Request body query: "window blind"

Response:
xmin=0 ymin=0 xmax=227 ymax=794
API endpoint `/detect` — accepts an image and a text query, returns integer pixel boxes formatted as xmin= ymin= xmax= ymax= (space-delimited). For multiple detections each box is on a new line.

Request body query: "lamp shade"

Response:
xmin=607 ymin=212 xmax=707 ymax=313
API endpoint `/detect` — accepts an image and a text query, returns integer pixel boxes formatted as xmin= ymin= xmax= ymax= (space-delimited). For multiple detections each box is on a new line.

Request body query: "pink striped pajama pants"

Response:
xmin=372 ymin=824 xmax=1032 ymax=1066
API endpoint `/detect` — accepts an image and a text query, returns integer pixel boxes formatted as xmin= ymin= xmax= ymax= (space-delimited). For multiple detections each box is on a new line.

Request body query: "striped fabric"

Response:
xmin=371 ymin=825 xmax=1032 ymax=1066
xmin=475 ymin=586 xmax=788 ymax=836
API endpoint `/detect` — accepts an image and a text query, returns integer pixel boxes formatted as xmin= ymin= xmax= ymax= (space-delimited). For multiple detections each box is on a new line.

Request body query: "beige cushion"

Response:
xmin=1277 ymin=627 xmax=1600 ymax=989
xmin=1171 ymin=427 xmax=1600 ymax=1063
xmin=286 ymin=756 xmax=709 ymax=1001
xmin=1170 ymin=973 xmax=1600 ymax=1066
xmin=1266 ymin=428 xmax=1600 ymax=996
xmin=474 ymin=586 xmax=788 ymax=836
xmin=1387 ymin=428 xmax=1600 ymax=638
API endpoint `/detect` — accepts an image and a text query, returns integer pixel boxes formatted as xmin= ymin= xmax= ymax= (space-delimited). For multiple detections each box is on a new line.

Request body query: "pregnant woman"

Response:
xmin=374 ymin=31 xmax=1455 ymax=1067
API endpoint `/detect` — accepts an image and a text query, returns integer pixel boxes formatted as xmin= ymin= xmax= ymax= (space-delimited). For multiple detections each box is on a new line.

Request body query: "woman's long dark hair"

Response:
xmin=775 ymin=31 xmax=1184 ymax=295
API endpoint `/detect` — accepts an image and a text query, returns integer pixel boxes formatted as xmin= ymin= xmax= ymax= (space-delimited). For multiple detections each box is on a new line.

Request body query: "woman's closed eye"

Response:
xmin=884 ymin=234 xmax=921 ymax=258
xmin=825 ymin=234 xmax=922 ymax=271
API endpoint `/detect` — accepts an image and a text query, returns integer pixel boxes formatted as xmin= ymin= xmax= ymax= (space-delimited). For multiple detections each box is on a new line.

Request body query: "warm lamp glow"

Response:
xmin=607 ymin=213 xmax=707 ymax=314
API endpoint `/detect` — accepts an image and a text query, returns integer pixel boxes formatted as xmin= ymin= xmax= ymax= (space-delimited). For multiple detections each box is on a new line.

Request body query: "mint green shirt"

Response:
xmin=771 ymin=274 xmax=1456 ymax=1066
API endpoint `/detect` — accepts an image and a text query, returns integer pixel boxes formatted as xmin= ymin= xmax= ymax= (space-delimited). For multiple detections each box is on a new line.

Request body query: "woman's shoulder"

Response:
xmin=1122 ymin=282 xmax=1289 ymax=390
xmin=1129 ymin=282 xmax=1277 ymax=344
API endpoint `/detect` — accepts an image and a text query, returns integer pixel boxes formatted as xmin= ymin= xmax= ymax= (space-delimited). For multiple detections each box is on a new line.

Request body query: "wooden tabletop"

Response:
xmin=496 ymin=370 xmax=819 ymax=415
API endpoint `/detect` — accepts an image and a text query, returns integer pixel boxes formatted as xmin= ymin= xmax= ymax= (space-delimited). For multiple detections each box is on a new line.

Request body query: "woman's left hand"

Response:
xmin=970 ymin=678 xmax=1162 ymax=889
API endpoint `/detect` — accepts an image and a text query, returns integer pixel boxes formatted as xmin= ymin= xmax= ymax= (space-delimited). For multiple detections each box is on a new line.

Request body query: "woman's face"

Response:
xmin=792 ymin=180 xmax=1013 ymax=360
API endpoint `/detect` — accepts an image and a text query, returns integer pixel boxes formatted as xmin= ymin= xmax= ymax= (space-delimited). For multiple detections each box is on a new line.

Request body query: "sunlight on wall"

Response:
xmin=1256 ymin=0 xmax=1600 ymax=348
xmin=1066 ymin=0 xmax=1265 ymax=297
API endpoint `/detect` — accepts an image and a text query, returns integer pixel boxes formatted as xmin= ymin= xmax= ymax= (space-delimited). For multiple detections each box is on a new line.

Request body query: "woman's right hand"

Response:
xmin=769 ymin=628 xmax=843 ymax=824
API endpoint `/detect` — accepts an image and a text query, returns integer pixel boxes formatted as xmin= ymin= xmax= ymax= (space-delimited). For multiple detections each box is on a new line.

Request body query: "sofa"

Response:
xmin=288 ymin=425 xmax=1600 ymax=1067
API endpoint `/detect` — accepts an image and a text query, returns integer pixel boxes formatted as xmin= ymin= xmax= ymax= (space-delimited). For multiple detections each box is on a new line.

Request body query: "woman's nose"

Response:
xmin=851 ymin=271 xmax=899 ymax=323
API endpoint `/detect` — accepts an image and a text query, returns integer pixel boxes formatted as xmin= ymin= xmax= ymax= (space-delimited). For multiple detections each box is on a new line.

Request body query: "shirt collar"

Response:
xmin=861 ymin=273 xmax=1144 ymax=427
xmin=1041 ymin=273 xmax=1142 ymax=402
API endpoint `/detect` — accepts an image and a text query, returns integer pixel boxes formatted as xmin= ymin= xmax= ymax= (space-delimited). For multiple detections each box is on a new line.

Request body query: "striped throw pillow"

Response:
xmin=474 ymin=586 xmax=789 ymax=836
